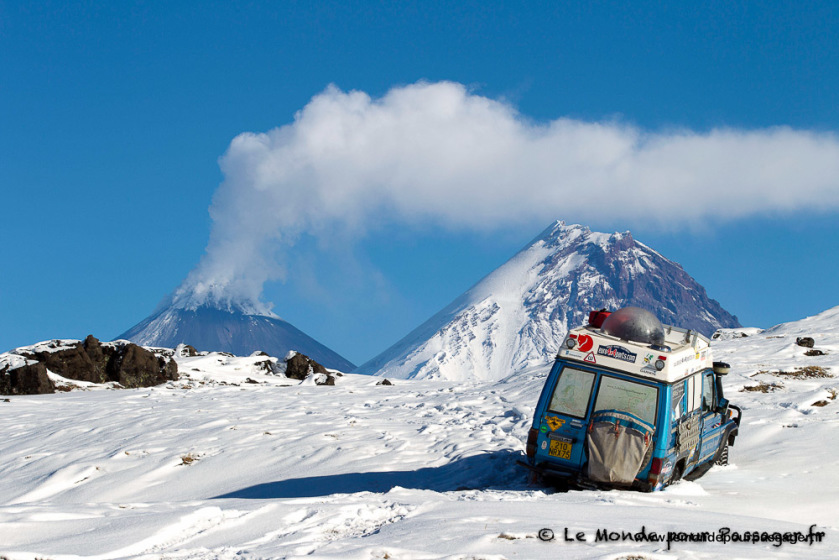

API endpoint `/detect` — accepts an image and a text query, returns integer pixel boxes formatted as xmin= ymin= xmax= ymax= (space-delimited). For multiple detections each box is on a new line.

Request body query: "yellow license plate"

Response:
xmin=548 ymin=440 xmax=572 ymax=459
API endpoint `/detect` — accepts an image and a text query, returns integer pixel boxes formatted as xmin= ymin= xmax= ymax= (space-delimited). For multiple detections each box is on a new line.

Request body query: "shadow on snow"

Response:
xmin=213 ymin=449 xmax=528 ymax=499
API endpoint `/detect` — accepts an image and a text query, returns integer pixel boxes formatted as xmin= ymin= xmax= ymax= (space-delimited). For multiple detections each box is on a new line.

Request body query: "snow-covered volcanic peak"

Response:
xmin=117 ymin=293 xmax=355 ymax=372
xmin=168 ymin=280 xmax=277 ymax=318
xmin=360 ymin=221 xmax=740 ymax=381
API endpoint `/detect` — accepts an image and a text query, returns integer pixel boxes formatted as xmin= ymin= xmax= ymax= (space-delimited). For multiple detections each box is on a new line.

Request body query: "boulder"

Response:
xmin=252 ymin=359 xmax=274 ymax=374
xmin=314 ymin=373 xmax=336 ymax=386
xmin=18 ymin=337 xmax=108 ymax=383
xmin=796 ymin=337 xmax=816 ymax=348
xmin=107 ymin=343 xmax=178 ymax=388
xmin=175 ymin=344 xmax=198 ymax=357
xmin=9 ymin=336 xmax=178 ymax=391
xmin=83 ymin=334 xmax=106 ymax=363
xmin=1 ymin=362 xmax=55 ymax=395
xmin=285 ymin=352 xmax=328 ymax=380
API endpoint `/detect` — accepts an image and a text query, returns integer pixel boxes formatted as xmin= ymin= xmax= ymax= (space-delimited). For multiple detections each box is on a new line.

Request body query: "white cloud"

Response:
xmin=175 ymin=81 xmax=839 ymax=311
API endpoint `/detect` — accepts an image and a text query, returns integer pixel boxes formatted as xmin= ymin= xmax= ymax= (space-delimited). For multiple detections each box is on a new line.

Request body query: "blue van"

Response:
xmin=521 ymin=307 xmax=742 ymax=491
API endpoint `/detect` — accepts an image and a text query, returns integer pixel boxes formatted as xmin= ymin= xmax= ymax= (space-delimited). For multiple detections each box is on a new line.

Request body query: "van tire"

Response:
xmin=671 ymin=462 xmax=684 ymax=484
xmin=715 ymin=443 xmax=729 ymax=466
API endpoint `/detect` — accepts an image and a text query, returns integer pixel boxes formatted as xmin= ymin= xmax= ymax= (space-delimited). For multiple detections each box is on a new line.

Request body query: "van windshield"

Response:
xmin=593 ymin=375 xmax=658 ymax=425
xmin=548 ymin=366 xmax=595 ymax=418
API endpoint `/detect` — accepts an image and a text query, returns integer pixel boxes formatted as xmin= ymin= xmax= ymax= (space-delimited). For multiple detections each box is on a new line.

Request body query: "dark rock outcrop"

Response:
xmin=0 ymin=361 xmax=55 ymax=395
xmin=174 ymin=344 xmax=198 ymax=357
xmin=18 ymin=336 xmax=109 ymax=384
xmin=106 ymin=343 xmax=178 ymax=388
xmin=4 ymin=336 xmax=178 ymax=394
xmin=253 ymin=359 xmax=276 ymax=375
xmin=796 ymin=337 xmax=816 ymax=348
xmin=285 ymin=352 xmax=328 ymax=380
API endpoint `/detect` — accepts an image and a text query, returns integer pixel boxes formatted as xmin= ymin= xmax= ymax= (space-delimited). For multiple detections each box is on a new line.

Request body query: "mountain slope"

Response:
xmin=116 ymin=304 xmax=355 ymax=371
xmin=359 ymin=221 xmax=739 ymax=381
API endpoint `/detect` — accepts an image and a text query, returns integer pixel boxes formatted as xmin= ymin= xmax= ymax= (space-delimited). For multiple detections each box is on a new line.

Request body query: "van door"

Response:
xmin=535 ymin=363 xmax=596 ymax=471
xmin=676 ymin=374 xmax=703 ymax=469
xmin=699 ymin=370 xmax=724 ymax=462
xmin=586 ymin=374 xmax=659 ymax=483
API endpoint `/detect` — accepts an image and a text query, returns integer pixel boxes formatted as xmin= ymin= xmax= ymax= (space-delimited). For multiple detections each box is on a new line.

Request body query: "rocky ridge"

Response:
xmin=1 ymin=336 xmax=178 ymax=395
xmin=1 ymin=337 xmax=336 ymax=394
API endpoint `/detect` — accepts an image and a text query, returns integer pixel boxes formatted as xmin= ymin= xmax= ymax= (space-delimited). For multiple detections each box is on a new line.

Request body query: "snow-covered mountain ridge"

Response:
xmin=360 ymin=221 xmax=739 ymax=381
xmin=117 ymin=303 xmax=355 ymax=372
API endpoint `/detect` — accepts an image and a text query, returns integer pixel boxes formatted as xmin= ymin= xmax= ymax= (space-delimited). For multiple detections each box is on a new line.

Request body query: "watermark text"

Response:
xmin=536 ymin=525 xmax=826 ymax=551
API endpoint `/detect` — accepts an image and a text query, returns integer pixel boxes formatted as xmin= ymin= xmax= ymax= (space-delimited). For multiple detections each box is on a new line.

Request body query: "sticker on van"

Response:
xmin=597 ymin=345 xmax=638 ymax=363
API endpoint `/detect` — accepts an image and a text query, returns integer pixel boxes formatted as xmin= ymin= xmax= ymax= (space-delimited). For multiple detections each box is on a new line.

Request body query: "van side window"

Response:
xmin=672 ymin=381 xmax=685 ymax=419
xmin=702 ymin=373 xmax=715 ymax=412
xmin=548 ymin=367 xmax=595 ymax=418
xmin=686 ymin=374 xmax=702 ymax=413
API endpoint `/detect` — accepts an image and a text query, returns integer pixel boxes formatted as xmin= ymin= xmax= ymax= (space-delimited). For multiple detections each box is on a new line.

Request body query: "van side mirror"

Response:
xmin=715 ymin=397 xmax=729 ymax=416
xmin=713 ymin=362 xmax=731 ymax=375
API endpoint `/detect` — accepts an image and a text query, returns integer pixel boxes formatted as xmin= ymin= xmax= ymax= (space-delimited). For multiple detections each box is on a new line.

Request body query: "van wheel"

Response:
xmin=715 ymin=443 xmax=729 ymax=466
xmin=670 ymin=462 xmax=684 ymax=484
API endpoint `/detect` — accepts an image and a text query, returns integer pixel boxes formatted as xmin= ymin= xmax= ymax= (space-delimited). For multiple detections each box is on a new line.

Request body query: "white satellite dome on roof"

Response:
xmin=601 ymin=307 xmax=666 ymax=346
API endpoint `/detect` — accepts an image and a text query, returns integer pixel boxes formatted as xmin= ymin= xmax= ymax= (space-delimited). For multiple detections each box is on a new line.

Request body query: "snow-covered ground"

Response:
xmin=1 ymin=307 xmax=838 ymax=559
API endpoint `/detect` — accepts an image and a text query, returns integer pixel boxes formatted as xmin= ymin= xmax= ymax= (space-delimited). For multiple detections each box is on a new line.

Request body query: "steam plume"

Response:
xmin=173 ymin=81 xmax=839 ymax=314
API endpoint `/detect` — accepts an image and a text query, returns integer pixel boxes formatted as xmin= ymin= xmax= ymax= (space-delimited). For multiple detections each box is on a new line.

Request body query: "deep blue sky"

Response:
xmin=2 ymin=1 xmax=838 ymax=364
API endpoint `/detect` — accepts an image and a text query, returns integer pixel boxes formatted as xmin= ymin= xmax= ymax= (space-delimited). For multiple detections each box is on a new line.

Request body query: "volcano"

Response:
xmin=116 ymin=302 xmax=355 ymax=372
xmin=358 ymin=221 xmax=740 ymax=381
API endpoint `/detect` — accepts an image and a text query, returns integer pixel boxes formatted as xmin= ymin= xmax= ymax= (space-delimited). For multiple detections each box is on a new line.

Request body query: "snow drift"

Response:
xmin=1 ymin=305 xmax=838 ymax=558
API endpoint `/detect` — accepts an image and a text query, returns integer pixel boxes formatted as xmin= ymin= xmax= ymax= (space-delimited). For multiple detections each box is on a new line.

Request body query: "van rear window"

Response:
xmin=593 ymin=376 xmax=658 ymax=425
xmin=548 ymin=367 xmax=595 ymax=418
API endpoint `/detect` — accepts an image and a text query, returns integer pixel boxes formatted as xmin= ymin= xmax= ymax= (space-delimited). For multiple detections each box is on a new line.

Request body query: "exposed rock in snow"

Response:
xmin=174 ymin=344 xmax=198 ymax=357
xmin=0 ymin=359 xmax=53 ymax=395
xmin=1 ymin=336 xmax=178 ymax=394
xmin=284 ymin=351 xmax=328 ymax=380
xmin=712 ymin=327 xmax=764 ymax=341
